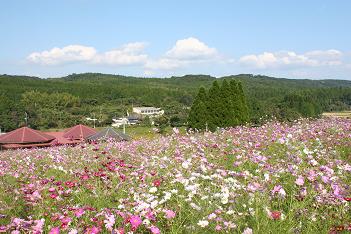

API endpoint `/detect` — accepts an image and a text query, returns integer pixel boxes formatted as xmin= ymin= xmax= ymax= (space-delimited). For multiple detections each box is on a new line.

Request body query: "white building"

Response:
xmin=112 ymin=117 xmax=139 ymax=127
xmin=112 ymin=118 xmax=129 ymax=127
xmin=132 ymin=107 xmax=164 ymax=117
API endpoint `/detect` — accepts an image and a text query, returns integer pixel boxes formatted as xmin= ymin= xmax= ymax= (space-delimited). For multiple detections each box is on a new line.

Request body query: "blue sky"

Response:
xmin=1 ymin=0 xmax=351 ymax=79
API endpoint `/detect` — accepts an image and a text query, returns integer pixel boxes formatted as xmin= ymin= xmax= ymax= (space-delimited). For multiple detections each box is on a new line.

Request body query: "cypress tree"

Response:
xmin=188 ymin=80 xmax=249 ymax=131
xmin=207 ymin=81 xmax=222 ymax=131
xmin=188 ymin=87 xmax=208 ymax=130
xmin=237 ymin=82 xmax=249 ymax=122
xmin=229 ymin=80 xmax=241 ymax=126
xmin=220 ymin=79 xmax=234 ymax=127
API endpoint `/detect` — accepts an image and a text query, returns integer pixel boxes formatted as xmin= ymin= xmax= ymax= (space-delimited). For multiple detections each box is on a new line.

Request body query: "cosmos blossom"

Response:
xmin=129 ymin=215 xmax=142 ymax=229
xmin=0 ymin=118 xmax=350 ymax=233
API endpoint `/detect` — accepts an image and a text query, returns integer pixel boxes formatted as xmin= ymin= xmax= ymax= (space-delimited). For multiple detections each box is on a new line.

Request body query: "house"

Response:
xmin=112 ymin=117 xmax=128 ymax=127
xmin=112 ymin=117 xmax=139 ymax=127
xmin=132 ymin=107 xmax=164 ymax=117
xmin=0 ymin=127 xmax=56 ymax=150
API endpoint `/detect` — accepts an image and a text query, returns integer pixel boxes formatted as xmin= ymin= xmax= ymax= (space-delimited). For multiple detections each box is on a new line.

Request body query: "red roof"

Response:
xmin=0 ymin=127 xmax=55 ymax=144
xmin=46 ymin=132 xmax=83 ymax=145
xmin=62 ymin=124 xmax=96 ymax=139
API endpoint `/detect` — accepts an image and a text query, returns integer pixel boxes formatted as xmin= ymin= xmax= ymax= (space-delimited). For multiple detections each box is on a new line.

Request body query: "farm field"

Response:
xmin=0 ymin=118 xmax=351 ymax=233
xmin=323 ymin=111 xmax=351 ymax=119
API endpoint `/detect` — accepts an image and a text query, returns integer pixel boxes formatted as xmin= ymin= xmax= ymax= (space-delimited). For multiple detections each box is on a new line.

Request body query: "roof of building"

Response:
xmin=0 ymin=127 xmax=55 ymax=144
xmin=45 ymin=132 xmax=83 ymax=145
xmin=86 ymin=127 xmax=131 ymax=141
xmin=62 ymin=124 xmax=97 ymax=139
xmin=133 ymin=107 xmax=161 ymax=110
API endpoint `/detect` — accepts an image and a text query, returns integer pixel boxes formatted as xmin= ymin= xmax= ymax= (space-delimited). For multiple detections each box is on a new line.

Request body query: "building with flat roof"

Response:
xmin=132 ymin=107 xmax=164 ymax=117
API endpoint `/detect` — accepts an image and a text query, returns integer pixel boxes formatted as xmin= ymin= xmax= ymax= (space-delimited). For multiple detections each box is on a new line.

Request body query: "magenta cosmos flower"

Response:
xmin=129 ymin=215 xmax=142 ymax=229
xmin=49 ymin=227 xmax=60 ymax=234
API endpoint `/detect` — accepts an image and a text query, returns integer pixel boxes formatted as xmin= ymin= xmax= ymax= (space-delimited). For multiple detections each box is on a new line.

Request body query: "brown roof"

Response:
xmin=0 ymin=127 xmax=55 ymax=144
xmin=46 ymin=132 xmax=83 ymax=145
xmin=62 ymin=124 xmax=96 ymax=139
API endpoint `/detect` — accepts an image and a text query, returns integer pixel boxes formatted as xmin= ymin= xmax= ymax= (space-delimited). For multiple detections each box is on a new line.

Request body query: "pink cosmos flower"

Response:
xmin=150 ymin=226 xmax=161 ymax=234
xmin=0 ymin=226 xmax=8 ymax=233
xmin=146 ymin=211 xmax=156 ymax=221
xmin=104 ymin=214 xmax=115 ymax=231
xmin=74 ymin=209 xmax=85 ymax=218
xmin=32 ymin=218 xmax=45 ymax=233
xmin=48 ymin=187 xmax=56 ymax=192
xmin=49 ymin=227 xmax=60 ymax=234
xmin=86 ymin=226 xmax=100 ymax=234
xmin=129 ymin=215 xmax=142 ymax=229
xmin=164 ymin=210 xmax=176 ymax=219
xmin=50 ymin=193 xmax=58 ymax=199
xmin=60 ymin=216 xmax=72 ymax=226
xmin=270 ymin=211 xmax=281 ymax=220
xmin=242 ymin=227 xmax=253 ymax=234
xmin=295 ymin=176 xmax=304 ymax=186
xmin=114 ymin=228 xmax=124 ymax=234
xmin=272 ymin=185 xmax=282 ymax=194
xmin=332 ymin=183 xmax=341 ymax=196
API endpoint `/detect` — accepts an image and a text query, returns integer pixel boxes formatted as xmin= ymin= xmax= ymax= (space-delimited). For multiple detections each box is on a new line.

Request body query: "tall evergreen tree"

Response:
xmin=188 ymin=87 xmax=208 ymax=130
xmin=207 ymin=81 xmax=222 ymax=131
xmin=220 ymin=79 xmax=236 ymax=127
xmin=237 ymin=82 xmax=250 ymax=122
xmin=229 ymin=80 xmax=241 ymax=125
xmin=188 ymin=79 xmax=250 ymax=131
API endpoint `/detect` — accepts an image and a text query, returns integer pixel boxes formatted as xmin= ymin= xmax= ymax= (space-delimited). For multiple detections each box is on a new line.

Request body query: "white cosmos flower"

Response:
xmin=142 ymin=219 xmax=150 ymax=225
xmin=149 ymin=187 xmax=157 ymax=193
xmin=182 ymin=161 xmax=190 ymax=169
xmin=197 ymin=220 xmax=209 ymax=227
xmin=150 ymin=200 xmax=158 ymax=209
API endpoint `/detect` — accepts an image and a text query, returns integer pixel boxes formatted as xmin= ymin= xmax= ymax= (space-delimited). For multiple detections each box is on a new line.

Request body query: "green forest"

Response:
xmin=0 ymin=73 xmax=350 ymax=132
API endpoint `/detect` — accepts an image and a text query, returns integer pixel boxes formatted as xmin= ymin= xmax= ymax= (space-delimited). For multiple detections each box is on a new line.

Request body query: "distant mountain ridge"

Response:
xmin=0 ymin=73 xmax=350 ymax=131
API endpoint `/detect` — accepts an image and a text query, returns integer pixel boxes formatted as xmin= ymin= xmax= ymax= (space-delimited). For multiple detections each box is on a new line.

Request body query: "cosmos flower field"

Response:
xmin=0 ymin=118 xmax=351 ymax=234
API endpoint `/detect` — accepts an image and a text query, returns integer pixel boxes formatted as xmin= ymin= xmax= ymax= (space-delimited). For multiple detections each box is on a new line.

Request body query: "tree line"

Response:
xmin=188 ymin=80 xmax=249 ymax=131
xmin=0 ymin=73 xmax=350 ymax=132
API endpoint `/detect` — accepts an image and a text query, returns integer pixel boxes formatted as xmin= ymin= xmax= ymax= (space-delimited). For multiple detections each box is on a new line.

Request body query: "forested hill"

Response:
xmin=0 ymin=73 xmax=350 ymax=131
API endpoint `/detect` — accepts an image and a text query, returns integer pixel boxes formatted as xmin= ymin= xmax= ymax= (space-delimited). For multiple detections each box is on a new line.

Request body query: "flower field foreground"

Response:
xmin=0 ymin=118 xmax=351 ymax=234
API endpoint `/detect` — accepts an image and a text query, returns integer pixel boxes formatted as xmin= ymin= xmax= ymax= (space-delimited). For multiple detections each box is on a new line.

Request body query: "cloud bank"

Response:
xmin=239 ymin=50 xmax=343 ymax=69
xmin=26 ymin=38 xmax=350 ymax=78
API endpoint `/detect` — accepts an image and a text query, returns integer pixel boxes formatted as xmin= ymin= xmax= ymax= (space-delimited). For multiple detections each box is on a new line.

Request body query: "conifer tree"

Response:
xmin=188 ymin=79 xmax=249 ymax=131
xmin=188 ymin=87 xmax=208 ymax=130
xmin=220 ymin=79 xmax=235 ymax=127
xmin=237 ymin=82 xmax=250 ymax=122
xmin=229 ymin=80 xmax=241 ymax=125
xmin=207 ymin=81 xmax=222 ymax=131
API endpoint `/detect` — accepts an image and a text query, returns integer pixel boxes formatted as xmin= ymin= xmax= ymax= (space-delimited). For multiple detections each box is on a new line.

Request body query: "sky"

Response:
xmin=1 ymin=0 xmax=351 ymax=79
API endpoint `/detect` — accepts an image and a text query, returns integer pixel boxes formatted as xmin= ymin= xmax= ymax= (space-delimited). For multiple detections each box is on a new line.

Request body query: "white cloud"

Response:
xmin=144 ymin=37 xmax=220 ymax=72
xmin=93 ymin=42 xmax=148 ymax=65
xmin=144 ymin=58 xmax=183 ymax=70
xmin=27 ymin=42 xmax=148 ymax=66
xmin=27 ymin=45 xmax=97 ymax=65
xmin=166 ymin=37 xmax=218 ymax=60
xmin=239 ymin=50 xmax=343 ymax=69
